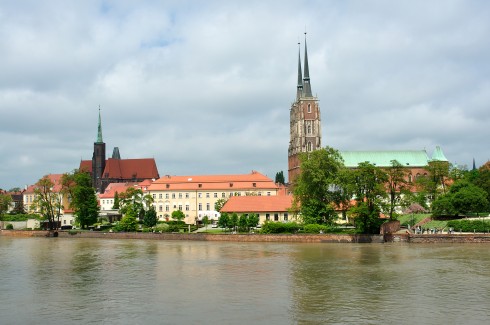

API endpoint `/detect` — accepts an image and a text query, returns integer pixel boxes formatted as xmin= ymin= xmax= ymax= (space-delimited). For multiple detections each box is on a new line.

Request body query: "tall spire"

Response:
xmin=472 ymin=158 xmax=476 ymax=171
xmin=296 ymin=42 xmax=303 ymax=100
xmin=96 ymin=106 xmax=103 ymax=144
xmin=302 ymin=32 xmax=312 ymax=97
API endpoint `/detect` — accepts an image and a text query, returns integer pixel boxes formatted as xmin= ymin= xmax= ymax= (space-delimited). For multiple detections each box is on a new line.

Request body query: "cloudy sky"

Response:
xmin=1 ymin=0 xmax=489 ymax=190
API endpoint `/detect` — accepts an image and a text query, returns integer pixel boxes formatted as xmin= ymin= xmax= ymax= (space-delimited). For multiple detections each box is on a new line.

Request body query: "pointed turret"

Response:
xmin=431 ymin=146 xmax=448 ymax=162
xmin=472 ymin=158 xmax=476 ymax=171
xmin=96 ymin=108 xmax=103 ymax=144
xmin=296 ymin=42 xmax=303 ymax=100
xmin=302 ymin=33 xmax=313 ymax=97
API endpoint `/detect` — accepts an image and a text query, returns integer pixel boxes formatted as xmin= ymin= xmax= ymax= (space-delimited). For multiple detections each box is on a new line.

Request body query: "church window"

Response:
xmin=307 ymin=142 xmax=312 ymax=151
xmin=408 ymin=174 xmax=412 ymax=183
xmin=307 ymin=104 xmax=311 ymax=113
xmin=307 ymin=125 xmax=311 ymax=134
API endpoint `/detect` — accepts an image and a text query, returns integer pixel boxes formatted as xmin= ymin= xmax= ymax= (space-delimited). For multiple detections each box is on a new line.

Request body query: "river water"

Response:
xmin=0 ymin=237 xmax=489 ymax=325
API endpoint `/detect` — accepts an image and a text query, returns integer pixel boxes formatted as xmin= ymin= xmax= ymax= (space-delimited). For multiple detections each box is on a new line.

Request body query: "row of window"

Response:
xmin=156 ymin=202 xmax=213 ymax=212
xmin=265 ymin=213 xmax=289 ymax=222
xmin=152 ymin=192 xmax=272 ymax=199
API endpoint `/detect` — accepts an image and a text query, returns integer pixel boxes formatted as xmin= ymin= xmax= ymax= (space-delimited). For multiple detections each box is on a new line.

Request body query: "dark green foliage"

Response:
xmin=260 ymin=221 xmax=300 ymax=234
xmin=349 ymin=203 xmax=385 ymax=234
xmin=143 ymin=206 xmax=157 ymax=227
xmin=230 ymin=213 xmax=238 ymax=230
xmin=1 ymin=214 xmax=40 ymax=221
xmin=238 ymin=214 xmax=248 ymax=232
xmin=72 ymin=171 xmax=99 ymax=229
xmin=432 ymin=180 xmax=489 ymax=217
xmin=112 ymin=191 xmax=120 ymax=209
xmin=293 ymin=146 xmax=345 ymax=225
xmin=218 ymin=212 xmax=230 ymax=229
xmin=275 ymin=171 xmax=285 ymax=185
xmin=247 ymin=213 xmax=259 ymax=229
xmin=115 ymin=206 xmax=138 ymax=232
xmin=447 ymin=219 xmax=490 ymax=232
xmin=6 ymin=223 xmax=14 ymax=230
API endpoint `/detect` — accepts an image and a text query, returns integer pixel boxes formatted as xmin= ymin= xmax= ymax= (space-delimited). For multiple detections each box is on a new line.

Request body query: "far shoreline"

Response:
xmin=2 ymin=229 xmax=490 ymax=243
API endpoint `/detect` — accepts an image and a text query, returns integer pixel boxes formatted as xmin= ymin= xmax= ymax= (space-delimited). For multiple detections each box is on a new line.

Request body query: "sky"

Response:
xmin=1 ymin=0 xmax=489 ymax=190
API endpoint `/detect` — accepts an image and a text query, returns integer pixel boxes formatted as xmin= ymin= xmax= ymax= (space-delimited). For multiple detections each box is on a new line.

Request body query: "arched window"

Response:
xmin=307 ymin=125 xmax=311 ymax=134
xmin=408 ymin=174 xmax=412 ymax=183
xmin=307 ymin=142 xmax=312 ymax=152
xmin=307 ymin=104 xmax=311 ymax=113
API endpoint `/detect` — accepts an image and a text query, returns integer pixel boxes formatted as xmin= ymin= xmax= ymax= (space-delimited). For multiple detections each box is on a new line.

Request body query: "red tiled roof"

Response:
xmin=148 ymin=171 xmax=278 ymax=191
xmin=79 ymin=158 xmax=159 ymax=180
xmin=221 ymin=195 xmax=294 ymax=213
xmin=24 ymin=174 xmax=64 ymax=194
xmin=98 ymin=182 xmax=139 ymax=198
xmin=103 ymin=158 xmax=159 ymax=180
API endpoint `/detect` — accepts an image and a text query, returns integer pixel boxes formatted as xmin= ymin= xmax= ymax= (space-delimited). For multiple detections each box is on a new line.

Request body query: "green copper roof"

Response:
xmin=431 ymin=146 xmax=448 ymax=162
xmin=340 ymin=150 xmax=431 ymax=168
xmin=96 ymin=109 xmax=103 ymax=144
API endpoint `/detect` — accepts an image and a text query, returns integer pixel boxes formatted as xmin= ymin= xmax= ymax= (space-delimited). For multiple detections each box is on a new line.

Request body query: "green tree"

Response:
xmin=292 ymin=146 xmax=345 ymax=225
xmin=386 ymin=160 xmax=409 ymax=220
xmin=112 ymin=191 xmax=120 ymax=210
xmin=32 ymin=176 xmax=62 ymax=230
xmin=247 ymin=213 xmax=259 ymax=229
xmin=432 ymin=180 xmax=489 ymax=217
xmin=218 ymin=212 xmax=230 ymax=230
xmin=214 ymin=198 xmax=228 ymax=212
xmin=0 ymin=193 xmax=13 ymax=220
xmin=230 ymin=213 xmax=238 ymax=231
xmin=117 ymin=205 xmax=138 ymax=232
xmin=350 ymin=162 xmax=388 ymax=233
xmin=202 ymin=215 xmax=210 ymax=231
xmin=238 ymin=214 xmax=248 ymax=232
xmin=71 ymin=172 xmax=99 ymax=229
xmin=171 ymin=210 xmax=185 ymax=223
xmin=143 ymin=206 xmax=158 ymax=227
xmin=275 ymin=171 xmax=285 ymax=185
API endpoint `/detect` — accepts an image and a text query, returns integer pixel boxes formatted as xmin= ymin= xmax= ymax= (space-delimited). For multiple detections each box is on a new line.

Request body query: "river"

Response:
xmin=0 ymin=237 xmax=489 ymax=324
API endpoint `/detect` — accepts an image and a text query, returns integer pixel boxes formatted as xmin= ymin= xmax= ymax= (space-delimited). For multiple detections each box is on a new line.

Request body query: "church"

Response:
xmin=80 ymin=111 xmax=160 ymax=193
xmin=288 ymin=36 xmax=448 ymax=183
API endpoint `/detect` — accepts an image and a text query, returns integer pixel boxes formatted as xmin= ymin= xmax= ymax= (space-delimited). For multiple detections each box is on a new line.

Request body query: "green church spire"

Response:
xmin=96 ymin=107 xmax=103 ymax=144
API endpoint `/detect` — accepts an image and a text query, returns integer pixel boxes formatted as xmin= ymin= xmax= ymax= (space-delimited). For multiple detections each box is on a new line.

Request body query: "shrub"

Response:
xmin=6 ymin=223 xmax=14 ymax=230
xmin=260 ymin=221 xmax=301 ymax=234
xmin=303 ymin=224 xmax=338 ymax=233
xmin=447 ymin=219 xmax=490 ymax=232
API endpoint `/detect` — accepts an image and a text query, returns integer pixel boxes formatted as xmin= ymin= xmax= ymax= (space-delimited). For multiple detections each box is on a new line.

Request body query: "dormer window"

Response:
xmin=166 ymin=184 xmax=170 ymax=189
xmin=252 ymin=183 xmax=256 ymax=187
xmin=198 ymin=184 xmax=202 ymax=188
xmin=229 ymin=183 xmax=233 ymax=187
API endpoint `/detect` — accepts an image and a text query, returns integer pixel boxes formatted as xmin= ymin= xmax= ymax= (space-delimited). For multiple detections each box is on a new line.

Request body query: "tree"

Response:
xmin=247 ymin=213 xmax=259 ymax=229
xmin=238 ymin=214 xmax=248 ymax=232
xmin=202 ymin=215 xmax=210 ymax=231
xmin=386 ymin=160 xmax=409 ymax=220
xmin=171 ymin=210 xmax=185 ymax=223
xmin=117 ymin=205 xmax=138 ymax=232
xmin=0 ymin=193 xmax=12 ymax=220
xmin=432 ymin=180 xmax=489 ymax=217
xmin=275 ymin=171 xmax=285 ymax=185
xmin=32 ymin=176 xmax=62 ymax=230
xmin=214 ymin=198 xmax=228 ymax=212
xmin=119 ymin=187 xmax=154 ymax=220
xmin=71 ymin=172 xmax=99 ymax=229
xmin=230 ymin=213 xmax=238 ymax=231
xmin=112 ymin=191 xmax=120 ymax=210
xmin=350 ymin=162 xmax=388 ymax=233
xmin=218 ymin=212 xmax=230 ymax=230
xmin=143 ymin=206 xmax=158 ymax=227
xmin=292 ymin=146 xmax=345 ymax=225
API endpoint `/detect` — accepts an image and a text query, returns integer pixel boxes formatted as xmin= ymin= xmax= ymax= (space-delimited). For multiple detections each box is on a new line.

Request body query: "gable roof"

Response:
xmin=148 ymin=171 xmax=278 ymax=191
xmin=98 ymin=182 xmax=139 ymax=199
xmin=340 ymin=150 xmax=431 ymax=168
xmin=79 ymin=158 xmax=159 ymax=180
xmin=221 ymin=195 xmax=294 ymax=213
xmin=24 ymin=174 xmax=64 ymax=194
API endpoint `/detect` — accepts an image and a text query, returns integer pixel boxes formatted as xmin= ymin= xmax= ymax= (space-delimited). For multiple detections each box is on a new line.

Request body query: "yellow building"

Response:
xmin=147 ymin=171 xmax=283 ymax=224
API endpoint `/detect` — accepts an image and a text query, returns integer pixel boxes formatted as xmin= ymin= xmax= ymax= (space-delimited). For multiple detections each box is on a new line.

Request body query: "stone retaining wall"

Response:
xmin=1 ymin=230 xmax=384 ymax=243
xmin=409 ymin=234 xmax=490 ymax=243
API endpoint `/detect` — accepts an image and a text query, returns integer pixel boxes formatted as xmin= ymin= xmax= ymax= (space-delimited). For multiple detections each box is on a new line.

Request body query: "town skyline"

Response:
xmin=1 ymin=1 xmax=490 ymax=190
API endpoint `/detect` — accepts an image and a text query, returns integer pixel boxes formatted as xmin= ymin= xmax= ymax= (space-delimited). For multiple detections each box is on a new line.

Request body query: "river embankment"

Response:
xmin=2 ymin=229 xmax=490 ymax=243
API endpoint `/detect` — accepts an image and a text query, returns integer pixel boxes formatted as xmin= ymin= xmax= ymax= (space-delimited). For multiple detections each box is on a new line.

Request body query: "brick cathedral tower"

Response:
xmin=92 ymin=109 xmax=106 ymax=192
xmin=288 ymin=35 xmax=321 ymax=183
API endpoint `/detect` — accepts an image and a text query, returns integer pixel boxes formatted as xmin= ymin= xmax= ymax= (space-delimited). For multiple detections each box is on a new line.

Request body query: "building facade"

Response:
xmin=147 ymin=171 xmax=282 ymax=224
xmin=288 ymin=36 xmax=322 ymax=183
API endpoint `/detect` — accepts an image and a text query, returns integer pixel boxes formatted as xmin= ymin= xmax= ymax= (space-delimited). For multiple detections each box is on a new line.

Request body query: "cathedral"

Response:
xmin=287 ymin=36 xmax=448 ymax=183
xmin=288 ymin=37 xmax=322 ymax=182
xmin=80 ymin=110 xmax=160 ymax=193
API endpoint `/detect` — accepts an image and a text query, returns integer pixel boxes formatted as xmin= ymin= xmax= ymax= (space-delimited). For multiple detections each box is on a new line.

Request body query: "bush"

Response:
xmin=447 ymin=219 xmax=490 ymax=232
xmin=260 ymin=221 xmax=301 ymax=234
xmin=6 ymin=223 xmax=14 ymax=230
xmin=2 ymin=214 xmax=40 ymax=222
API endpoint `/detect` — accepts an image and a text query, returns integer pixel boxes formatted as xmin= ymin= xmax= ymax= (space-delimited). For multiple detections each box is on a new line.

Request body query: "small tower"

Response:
xmin=92 ymin=108 xmax=106 ymax=192
xmin=288 ymin=34 xmax=322 ymax=183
